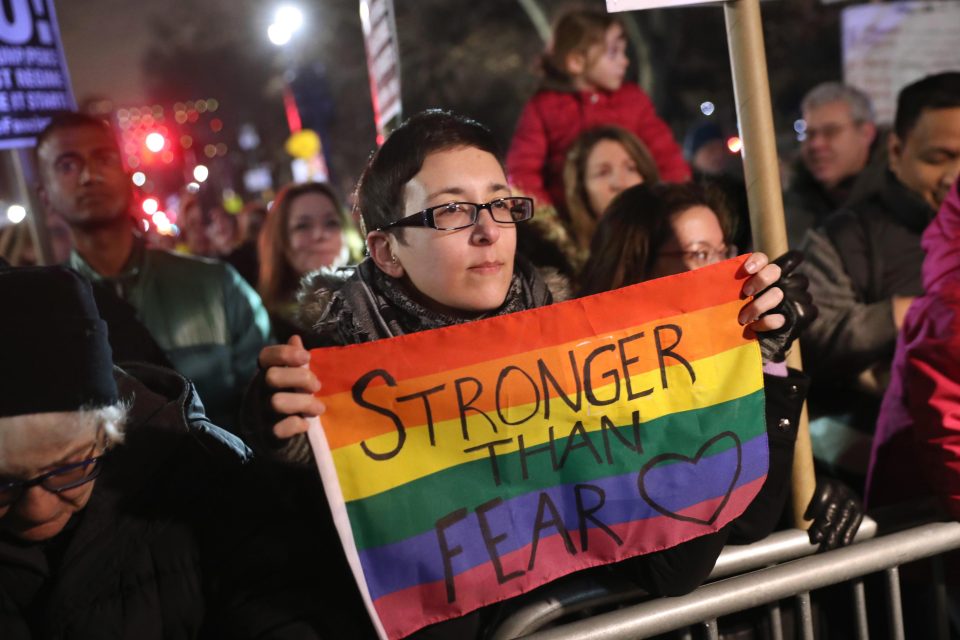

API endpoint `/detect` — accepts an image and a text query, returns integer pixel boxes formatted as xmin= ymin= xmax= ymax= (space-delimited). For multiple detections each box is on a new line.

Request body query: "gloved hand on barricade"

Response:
xmin=757 ymin=250 xmax=818 ymax=363
xmin=804 ymin=476 xmax=864 ymax=552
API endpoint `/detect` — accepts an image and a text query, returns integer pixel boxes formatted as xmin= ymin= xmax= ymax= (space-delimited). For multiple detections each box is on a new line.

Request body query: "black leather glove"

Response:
xmin=758 ymin=250 xmax=819 ymax=362
xmin=804 ymin=476 xmax=864 ymax=552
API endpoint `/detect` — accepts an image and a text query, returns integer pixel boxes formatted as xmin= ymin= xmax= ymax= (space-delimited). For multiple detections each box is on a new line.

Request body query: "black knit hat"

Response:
xmin=0 ymin=265 xmax=118 ymax=418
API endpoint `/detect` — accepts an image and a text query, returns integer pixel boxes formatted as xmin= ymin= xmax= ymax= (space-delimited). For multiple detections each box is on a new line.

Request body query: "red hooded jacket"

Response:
xmin=506 ymin=82 xmax=690 ymax=210
xmin=866 ymin=179 xmax=960 ymax=518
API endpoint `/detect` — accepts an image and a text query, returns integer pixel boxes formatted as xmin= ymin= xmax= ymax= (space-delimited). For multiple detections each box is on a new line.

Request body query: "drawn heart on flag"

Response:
xmin=637 ymin=431 xmax=743 ymax=526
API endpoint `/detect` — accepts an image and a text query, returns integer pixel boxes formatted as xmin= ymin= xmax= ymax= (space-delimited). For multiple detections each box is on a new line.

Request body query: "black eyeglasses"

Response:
xmin=376 ymin=197 xmax=535 ymax=231
xmin=0 ymin=455 xmax=104 ymax=508
xmin=659 ymin=244 xmax=738 ymax=268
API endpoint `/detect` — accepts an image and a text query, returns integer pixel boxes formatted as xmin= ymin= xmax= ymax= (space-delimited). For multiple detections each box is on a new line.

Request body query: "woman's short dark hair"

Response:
xmin=355 ymin=109 xmax=501 ymax=236
xmin=578 ymin=182 xmax=733 ymax=296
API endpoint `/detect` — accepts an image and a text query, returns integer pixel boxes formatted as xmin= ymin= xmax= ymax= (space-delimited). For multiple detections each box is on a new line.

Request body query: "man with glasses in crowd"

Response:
xmin=800 ymin=72 xmax=960 ymax=485
xmin=783 ymin=82 xmax=879 ymax=248
xmin=0 ymin=265 xmax=334 ymax=638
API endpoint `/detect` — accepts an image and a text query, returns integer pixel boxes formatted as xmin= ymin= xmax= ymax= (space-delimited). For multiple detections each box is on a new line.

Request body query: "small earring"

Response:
xmin=391 ymin=255 xmax=398 ymax=264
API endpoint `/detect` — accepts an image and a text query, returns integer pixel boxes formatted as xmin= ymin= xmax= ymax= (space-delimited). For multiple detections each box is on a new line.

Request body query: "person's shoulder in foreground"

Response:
xmin=0 ymin=264 xmax=329 ymax=639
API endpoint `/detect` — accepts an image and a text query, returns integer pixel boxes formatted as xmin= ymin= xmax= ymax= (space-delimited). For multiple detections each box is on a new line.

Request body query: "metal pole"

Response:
xmin=767 ymin=602 xmax=784 ymax=640
xmin=851 ymin=579 xmax=870 ymax=640
xmin=797 ymin=592 xmax=814 ymax=640
xmin=885 ymin=568 xmax=905 ymax=640
xmin=722 ymin=0 xmax=815 ymax=529
xmin=522 ymin=521 xmax=960 ymax=639
xmin=702 ymin=619 xmax=719 ymax=640
xmin=932 ymin=556 xmax=950 ymax=640
xmin=517 ymin=0 xmax=551 ymax=43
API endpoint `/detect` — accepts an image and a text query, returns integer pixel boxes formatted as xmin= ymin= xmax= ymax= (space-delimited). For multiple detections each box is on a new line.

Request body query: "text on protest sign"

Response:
xmin=0 ymin=0 xmax=75 ymax=149
xmin=307 ymin=256 xmax=767 ymax=639
xmin=359 ymin=0 xmax=401 ymax=141
xmin=843 ymin=1 xmax=960 ymax=125
xmin=606 ymin=0 xmax=713 ymax=12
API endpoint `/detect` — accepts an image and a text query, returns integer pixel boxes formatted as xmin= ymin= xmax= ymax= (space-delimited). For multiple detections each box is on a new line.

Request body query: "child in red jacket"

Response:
xmin=507 ymin=8 xmax=689 ymax=212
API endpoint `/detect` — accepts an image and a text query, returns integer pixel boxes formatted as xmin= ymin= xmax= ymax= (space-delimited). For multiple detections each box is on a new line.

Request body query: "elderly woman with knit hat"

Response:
xmin=0 ymin=265 xmax=333 ymax=638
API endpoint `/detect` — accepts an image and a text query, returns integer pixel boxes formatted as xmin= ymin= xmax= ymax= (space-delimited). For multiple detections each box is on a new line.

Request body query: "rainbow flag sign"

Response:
xmin=306 ymin=256 xmax=767 ymax=639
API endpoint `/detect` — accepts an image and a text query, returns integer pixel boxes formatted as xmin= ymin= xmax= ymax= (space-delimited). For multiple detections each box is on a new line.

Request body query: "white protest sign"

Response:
xmin=359 ymin=0 xmax=402 ymax=141
xmin=607 ymin=0 xmax=712 ymax=10
xmin=0 ymin=0 xmax=75 ymax=150
xmin=843 ymin=1 xmax=960 ymax=125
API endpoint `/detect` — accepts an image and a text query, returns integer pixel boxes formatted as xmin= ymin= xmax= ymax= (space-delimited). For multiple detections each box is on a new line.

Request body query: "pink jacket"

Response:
xmin=506 ymin=82 xmax=690 ymax=210
xmin=866 ymin=179 xmax=960 ymax=518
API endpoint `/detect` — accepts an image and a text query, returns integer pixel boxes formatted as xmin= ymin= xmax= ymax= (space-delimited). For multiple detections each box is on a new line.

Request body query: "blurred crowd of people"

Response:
xmin=2 ymin=5 xmax=959 ymax=639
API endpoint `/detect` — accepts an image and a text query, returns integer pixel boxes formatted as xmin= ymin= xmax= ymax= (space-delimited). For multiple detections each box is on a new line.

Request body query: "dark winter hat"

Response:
xmin=0 ymin=265 xmax=117 ymax=418
xmin=684 ymin=122 xmax=725 ymax=159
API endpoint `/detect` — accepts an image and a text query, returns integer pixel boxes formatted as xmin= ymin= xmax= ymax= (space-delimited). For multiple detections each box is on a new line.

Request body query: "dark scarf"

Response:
xmin=320 ymin=257 xmax=552 ymax=345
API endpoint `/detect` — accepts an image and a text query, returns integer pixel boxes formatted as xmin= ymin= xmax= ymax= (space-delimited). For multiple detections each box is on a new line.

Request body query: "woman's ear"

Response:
xmin=367 ymin=231 xmax=405 ymax=278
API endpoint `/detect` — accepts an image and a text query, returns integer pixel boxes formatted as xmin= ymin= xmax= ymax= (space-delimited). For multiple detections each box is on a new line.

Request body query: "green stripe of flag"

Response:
xmin=346 ymin=389 xmax=765 ymax=550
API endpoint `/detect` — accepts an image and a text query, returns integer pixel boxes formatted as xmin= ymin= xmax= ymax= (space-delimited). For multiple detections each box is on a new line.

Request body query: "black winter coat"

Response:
xmin=242 ymin=269 xmax=807 ymax=639
xmin=800 ymin=171 xmax=935 ymax=432
xmin=0 ymin=364 xmax=329 ymax=640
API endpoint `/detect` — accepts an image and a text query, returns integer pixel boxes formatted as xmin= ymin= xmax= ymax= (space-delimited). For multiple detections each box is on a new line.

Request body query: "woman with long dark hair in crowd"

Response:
xmin=580 ymin=182 xmax=863 ymax=554
xmin=257 ymin=181 xmax=360 ymax=341
xmin=517 ymin=125 xmax=659 ymax=277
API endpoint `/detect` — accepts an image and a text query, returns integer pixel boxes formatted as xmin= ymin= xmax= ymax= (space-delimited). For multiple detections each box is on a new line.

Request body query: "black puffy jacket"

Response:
xmin=0 ymin=364 xmax=330 ymax=639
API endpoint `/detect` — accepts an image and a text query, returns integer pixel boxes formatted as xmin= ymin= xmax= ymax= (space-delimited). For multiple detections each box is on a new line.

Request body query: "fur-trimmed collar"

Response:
xmin=294 ymin=263 xmax=572 ymax=335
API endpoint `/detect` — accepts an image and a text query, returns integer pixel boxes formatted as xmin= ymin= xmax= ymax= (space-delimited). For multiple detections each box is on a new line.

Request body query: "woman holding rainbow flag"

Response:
xmin=243 ymin=110 xmax=804 ymax=639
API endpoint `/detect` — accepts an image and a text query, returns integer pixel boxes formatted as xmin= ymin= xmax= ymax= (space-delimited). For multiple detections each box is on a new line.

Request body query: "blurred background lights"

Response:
xmin=267 ymin=23 xmax=292 ymax=46
xmin=275 ymin=6 xmax=304 ymax=31
xmin=193 ymin=164 xmax=209 ymax=183
xmin=700 ymin=101 xmax=716 ymax=116
xmin=794 ymin=119 xmax=807 ymax=141
xmin=132 ymin=171 xmax=146 ymax=186
xmin=142 ymin=197 xmax=159 ymax=215
xmin=6 ymin=204 xmax=26 ymax=224
xmin=145 ymin=132 xmax=166 ymax=152
xmin=268 ymin=5 xmax=303 ymax=46
xmin=727 ymin=136 xmax=743 ymax=153
xmin=153 ymin=211 xmax=172 ymax=235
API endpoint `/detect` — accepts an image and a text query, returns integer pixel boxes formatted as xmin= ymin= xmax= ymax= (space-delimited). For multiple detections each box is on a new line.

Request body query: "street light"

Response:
xmin=267 ymin=5 xmax=303 ymax=46
xmin=6 ymin=204 xmax=26 ymax=224
xmin=267 ymin=23 xmax=292 ymax=46
xmin=275 ymin=6 xmax=303 ymax=32
xmin=145 ymin=132 xmax=166 ymax=153
xmin=266 ymin=4 xmax=306 ymax=135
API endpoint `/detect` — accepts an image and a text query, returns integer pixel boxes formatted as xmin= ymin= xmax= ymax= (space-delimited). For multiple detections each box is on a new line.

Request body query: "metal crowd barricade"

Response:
xmin=490 ymin=513 xmax=960 ymax=639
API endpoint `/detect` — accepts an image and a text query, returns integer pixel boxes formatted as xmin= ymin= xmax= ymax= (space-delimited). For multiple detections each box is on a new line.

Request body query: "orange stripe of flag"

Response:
xmin=310 ymin=256 xmax=750 ymax=397
xmin=319 ymin=298 xmax=750 ymax=450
